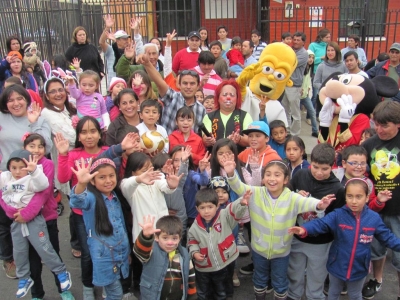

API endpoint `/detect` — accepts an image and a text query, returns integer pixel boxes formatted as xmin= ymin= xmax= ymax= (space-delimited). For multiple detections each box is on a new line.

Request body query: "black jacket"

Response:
xmin=65 ymin=43 xmax=104 ymax=77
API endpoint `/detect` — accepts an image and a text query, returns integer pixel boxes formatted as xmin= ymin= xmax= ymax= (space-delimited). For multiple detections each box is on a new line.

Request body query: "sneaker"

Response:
xmin=239 ymin=263 xmax=254 ymax=275
xmin=57 ymin=271 xmax=72 ymax=292
xmin=83 ymin=286 xmax=95 ymax=300
xmin=236 ymin=232 xmax=250 ymax=254
xmin=3 ymin=260 xmax=17 ymax=279
xmin=232 ymin=269 xmax=240 ymax=287
xmin=60 ymin=291 xmax=75 ymax=300
xmin=16 ymin=277 xmax=34 ymax=298
xmin=306 ymin=119 xmax=311 ymax=126
xmin=123 ymin=292 xmax=138 ymax=299
xmin=341 ymin=282 xmax=348 ymax=295
xmin=311 ymin=132 xmax=318 ymax=138
xmin=362 ymin=279 xmax=382 ymax=299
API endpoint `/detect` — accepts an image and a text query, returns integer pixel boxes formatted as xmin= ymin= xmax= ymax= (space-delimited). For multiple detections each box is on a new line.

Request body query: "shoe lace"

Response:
xmin=6 ymin=261 xmax=16 ymax=270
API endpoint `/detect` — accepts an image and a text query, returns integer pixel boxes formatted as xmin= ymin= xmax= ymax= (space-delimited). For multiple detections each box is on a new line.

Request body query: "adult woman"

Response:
xmin=313 ymin=42 xmax=347 ymax=93
xmin=0 ymin=84 xmax=52 ymax=279
xmin=106 ymin=89 xmax=140 ymax=146
xmin=150 ymin=37 xmax=164 ymax=63
xmin=202 ymin=79 xmax=252 ymax=153
xmin=128 ymin=70 xmax=158 ymax=108
xmin=341 ymin=34 xmax=368 ymax=68
xmin=0 ymin=51 xmax=37 ymax=92
xmin=198 ymin=27 xmax=210 ymax=51
xmin=5 ymin=36 xmax=24 ymax=58
xmin=64 ymin=26 xmax=104 ymax=78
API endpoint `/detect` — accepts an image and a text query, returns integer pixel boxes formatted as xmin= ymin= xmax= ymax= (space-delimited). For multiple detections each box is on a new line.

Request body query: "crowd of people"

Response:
xmin=0 ymin=14 xmax=400 ymax=300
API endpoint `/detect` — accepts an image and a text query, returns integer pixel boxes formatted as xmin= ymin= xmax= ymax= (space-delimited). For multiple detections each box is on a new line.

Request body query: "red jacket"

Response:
xmin=168 ymin=130 xmax=206 ymax=166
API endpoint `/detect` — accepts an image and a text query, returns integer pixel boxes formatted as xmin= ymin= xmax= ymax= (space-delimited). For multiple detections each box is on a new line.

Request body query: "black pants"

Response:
xmin=0 ymin=205 xmax=13 ymax=261
xmin=30 ymin=219 xmax=62 ymax=298
xmin=196 ymin=264 xmax=228 ymax=300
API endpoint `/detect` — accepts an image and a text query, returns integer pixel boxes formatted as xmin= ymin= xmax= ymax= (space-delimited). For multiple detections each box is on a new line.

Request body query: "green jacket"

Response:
xmin=115 ymin=55 xmax=164 ymax=82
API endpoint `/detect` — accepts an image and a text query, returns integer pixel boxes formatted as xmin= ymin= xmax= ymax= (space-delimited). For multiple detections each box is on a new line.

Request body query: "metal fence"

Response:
xmin=0 ymin=0 xmax=399 ymax=63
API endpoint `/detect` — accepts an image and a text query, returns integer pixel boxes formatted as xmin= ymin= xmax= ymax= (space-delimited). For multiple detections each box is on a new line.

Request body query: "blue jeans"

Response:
xmin=72 ymin=211 xmax=94 ymax=288
xmin=328 ymin=273 xmax=365 ymax=300
xmin=104 ymin=279 xmax=123 ymax=300
xmin=301 ymin=96 xmax=318 ymax=134
xmin=196 ymin=266 xmax=228 ymax=300
xmin=252 ymin=250 xmax=290 ymax=295
xmin=309 ymin=86 xmax=319 ymax=118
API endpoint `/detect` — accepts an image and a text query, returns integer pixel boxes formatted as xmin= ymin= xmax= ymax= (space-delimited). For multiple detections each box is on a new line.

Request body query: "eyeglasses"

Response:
xmin=47 ymin=88 xmax=66 ymax=95
xmin=180 ymin=70 xmax=199 ymax=76
xmin=346 ymin=161 xmax=367 ymax=167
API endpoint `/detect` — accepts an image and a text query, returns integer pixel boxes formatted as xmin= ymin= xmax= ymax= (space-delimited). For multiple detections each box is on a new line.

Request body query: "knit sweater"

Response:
xmin=227 ymin=173 xmax=323 ymax=259
xmin=313 ymin=60 xmax=348 ymax=91
xmin=172 ymin=47 xmax=201 ymax=74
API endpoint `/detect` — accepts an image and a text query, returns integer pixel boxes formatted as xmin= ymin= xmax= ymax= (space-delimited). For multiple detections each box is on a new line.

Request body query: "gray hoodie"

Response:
xmin=313 ymin=60 xmax=347 ymax=91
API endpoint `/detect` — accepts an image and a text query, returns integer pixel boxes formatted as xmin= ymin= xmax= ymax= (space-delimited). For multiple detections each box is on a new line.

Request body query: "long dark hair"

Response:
xmin=88 ymin=158 xmax=116 ymax=236
xmin=52 ymin=54 xmax=69 ymax=70
xmin=198 ymin=27 xmax=209 ymax=49
xmin=6 ymin=36 xmax=24 ymax=57
xmin=74 ymin=116 xmax=103 ymax=149
xmin=124 ymin=152 xmax=151 ymax=178
xmin=169 ymin=145 xmax=195 ymax=171
xmin=210 ymin=138 xmax=244 ymax=180
xmin=43 ymin=77 xmax=77 ymax=115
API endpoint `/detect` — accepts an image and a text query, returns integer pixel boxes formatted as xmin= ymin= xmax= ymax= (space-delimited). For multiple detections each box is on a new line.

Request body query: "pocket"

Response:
xmin=194 ymin=247 xmax=212 ymax=268
xmin=218 ymin=234 xmax=236 ymax=262
xmin=327 ymin=247 xmax=338 ymax=267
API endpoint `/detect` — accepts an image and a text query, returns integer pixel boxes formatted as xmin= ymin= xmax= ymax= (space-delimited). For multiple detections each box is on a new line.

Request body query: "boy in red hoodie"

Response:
xmin=238 ymin=121 xmax=281 ymax=167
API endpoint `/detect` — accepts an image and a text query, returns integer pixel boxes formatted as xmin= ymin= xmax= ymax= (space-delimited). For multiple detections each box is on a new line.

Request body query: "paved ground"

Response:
xmin=0 ymin=115 xmax=399 ymax=299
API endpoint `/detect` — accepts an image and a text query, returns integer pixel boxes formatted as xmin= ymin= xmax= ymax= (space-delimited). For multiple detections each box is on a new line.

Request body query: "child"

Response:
xmin=285 ymin=136 xmax=310 ymax=178
xmin=66 ymin=70 xmax=111 ymax=130
xmin=281 ymin=32 xmax=292 ymax=45
xmin=360 ymin=128 xmax=376 ymax=145
xmin=134 ymin=215 xmax=197 ymax=300
xmin=137 ymin=99 xmax=169 ymax=153
xmin=269 ymin=120 xmax=288 ymax=159
xmin=69 ymin=158 xmax=130 ymax=299
xmin=104 ymin=77 xmax=127 ymax=121
xmin=203 ymin=95 xmax=215 ymax=113
xmin=0 ymin=150 xmax=71 ymax=298
xmin=238 ymin=121 xmax=281 ymax=167
xmin=188 ymin=188 xmax=251 ymax=299
xmin=169 ymin=107 xmax=206 ymax=166
xmin=22 ymin=42 xmax=46 ymax=88
xmin=341 ymin=145 xmax=391 ymax=212
xmin=226 ymin=36 xmax=244 ymax=75
xmin=195 ymin=89 xmax=204 ymax=104
xmin=288 ymin=178 xmax=399 ymax=300
xmin=287 ymin=143 xmax=346 ymax=300
xmin=224 ymin=158 xmax=335 ymax=300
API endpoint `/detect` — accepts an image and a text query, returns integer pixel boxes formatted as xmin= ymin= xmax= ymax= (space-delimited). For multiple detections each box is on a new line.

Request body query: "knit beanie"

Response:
xmin=7 ymin=149 xmax=31 ymax=171
xmin=23 ymin=42 xmax=37 ymax=54
xmin=208 ymin=176 xmax=230 ymax=193
xmin=8 ymin=51 xmax=22 ymax=61
xmin=109 ymin=77 xmax=127 ymax=92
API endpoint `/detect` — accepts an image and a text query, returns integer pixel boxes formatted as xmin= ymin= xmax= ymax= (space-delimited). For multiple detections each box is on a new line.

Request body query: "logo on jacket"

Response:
xmin=214 ymin=223 xmax=222 ymax=232
xmin=359 ymin=234 xmax=373 ymax=244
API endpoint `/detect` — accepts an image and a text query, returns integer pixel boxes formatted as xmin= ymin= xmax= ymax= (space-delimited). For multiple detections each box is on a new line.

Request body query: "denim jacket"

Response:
xmin=70 ymin=188 xmax=130 ymax=286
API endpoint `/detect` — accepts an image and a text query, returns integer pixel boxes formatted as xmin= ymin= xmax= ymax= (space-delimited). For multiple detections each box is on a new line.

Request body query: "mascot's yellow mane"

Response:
xmin=237 ymin=43 xmax=298 ymax=101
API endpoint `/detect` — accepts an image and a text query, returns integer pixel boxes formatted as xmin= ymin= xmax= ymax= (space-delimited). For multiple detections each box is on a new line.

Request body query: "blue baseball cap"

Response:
xmin=242 ymin=121 xmax=270 ymax=137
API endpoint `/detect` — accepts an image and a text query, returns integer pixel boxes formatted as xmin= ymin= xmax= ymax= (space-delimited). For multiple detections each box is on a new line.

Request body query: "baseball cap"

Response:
xmin=242 ymin=121 xmax=270 ymax=137
xmin=390 ymin=43 xmax=400 ymax=52
xmin=188 ymin=31 xmax=201 ymax=40
xmin=114 ymin=30 xmax=130 ymax=39
xmin=7 ymin=149 xmax=31 ymax=171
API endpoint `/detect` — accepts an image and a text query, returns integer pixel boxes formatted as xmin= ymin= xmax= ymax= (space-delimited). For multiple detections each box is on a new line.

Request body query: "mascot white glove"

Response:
xmin=337 ymin=94 xmax=357 ymax=123
xmin=319 ymin=97 xmax=335 ymax=127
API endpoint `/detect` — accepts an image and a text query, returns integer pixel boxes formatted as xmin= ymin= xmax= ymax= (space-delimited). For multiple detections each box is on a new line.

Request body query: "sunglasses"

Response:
xmin=180 ymin=70 xmax=199 ymax=76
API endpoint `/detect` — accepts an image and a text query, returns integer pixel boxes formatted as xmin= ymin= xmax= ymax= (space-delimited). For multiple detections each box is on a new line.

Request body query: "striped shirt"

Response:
xmin=193 ymin=65 xmax=223 ymax=97
xmin=252 ymin=42 xmax=267 ymax=61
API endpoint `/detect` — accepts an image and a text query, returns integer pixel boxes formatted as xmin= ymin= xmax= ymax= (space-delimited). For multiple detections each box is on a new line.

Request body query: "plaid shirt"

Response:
xmin=161 ymin=87 xmax=206 ymax=135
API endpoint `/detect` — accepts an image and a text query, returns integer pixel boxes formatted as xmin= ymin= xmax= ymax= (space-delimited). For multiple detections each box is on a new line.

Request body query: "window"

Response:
xmin=339 ymin=0 xmax=388 ymax=37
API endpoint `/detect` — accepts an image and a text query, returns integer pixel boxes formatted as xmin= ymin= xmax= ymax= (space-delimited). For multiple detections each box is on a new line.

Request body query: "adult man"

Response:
xmin=140 ymin=53 xmax=205 ymax=134
xmin=251 ymin=29 xmax=267 ymax=61
xmin=242 ymin=40 xmax=257 ymax=67
xmin=192 ymin=51 xmax=222 ymax=96
xmin=99 ymin=15 xmax=143 ymax=86
xmin=367 ymin=43 xmax=400 ymax=102
xmin=344 ymin=51 xmax=369 ymax=77
xmin=172 ymin=31 xmax=201 ymax=74
xmin=115 ymin=42 xmax=164 ymax=82
xmin=361 ymin=101 xmax=400 ymax=299
xmin=281 ymin=32 xmax=308 ymax=136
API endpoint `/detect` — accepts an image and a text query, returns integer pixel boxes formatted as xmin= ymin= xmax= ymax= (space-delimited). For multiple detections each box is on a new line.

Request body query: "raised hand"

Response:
xmin=22 ymin=155 xmax=38 ymax=173
xmin=228 ymin=130 xmax=241 ymax=144
xmin=238 ymin=62 xmax=262 ymax=83
xmin=165 ymin=169 xmax=184 ymax=189
xmin=249 ymin=149 xmax=260 ymax=164
xmin=121 ymin=132 xmax=140 ymax=151
xmin=198 ymin=151 xmax=211 ymax=172
xmin=124 ymin=41 xmax=136 ymax=60
xmin=70 ymin=57 xmax=81 ymax=70
xmin=240 ymin=189 xmax=252 ymax=206
xmin=130 ymin=16 xmax=142 ymax=31
xmin=319 ymin=97 xmax=335 ymax=127
xmin=166 ymin=29 xmax=177 ymax=47
xmin=288 ymin=226 xmax=305 ymax=236
xmin=103 ymin=14 xmax=114 ymax=29
xmin=27 ymin=102 xmax=41 ymax=124
xmin=64 ymin=75 xmax=76 ymax=86
xmin=54 ymin=132 xmax=70 ymax=155
xmin=138 ymin=215 xmax=161 ymax=238
xmin=181 ymin=146 xmax=192 ymax=162
xmin=316 ymin=194 xmax=336 ymax=210
xmin=222 ymin=154 xmax=236 ymax=177
xmin=137 ymin=53 xmax=150 ymax=65
xmin=132 ymin=73 xmax=143 ymax=87
xmin=136 ymin=167 xmax=162 ymax=185
xmin=71 ymin=158 xmax=99 ymax=184
xmin=337 ymin=94 xmax=357 ymax=123
xmin=377 ymin=190 xmax=392 ymax=203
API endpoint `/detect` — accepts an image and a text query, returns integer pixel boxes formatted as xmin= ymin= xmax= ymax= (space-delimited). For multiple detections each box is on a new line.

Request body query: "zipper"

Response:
xmin=347 ymin=212 xmax=360 ymax=280
xmin=208 ymin=227 xmax=220 ymax=269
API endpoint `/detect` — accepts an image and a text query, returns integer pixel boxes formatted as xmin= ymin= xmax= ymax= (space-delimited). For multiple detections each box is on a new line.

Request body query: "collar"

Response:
xmin=194 ymin=65 xmax=216 ymax=76
xmin=186 ymin=47 xmax=201 ymax=53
